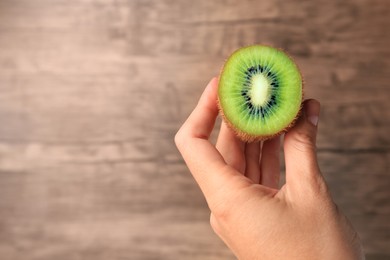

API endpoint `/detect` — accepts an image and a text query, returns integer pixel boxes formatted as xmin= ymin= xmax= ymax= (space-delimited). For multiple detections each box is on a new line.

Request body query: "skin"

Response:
xmin=175 ymin=77 xmax=364 ymax=260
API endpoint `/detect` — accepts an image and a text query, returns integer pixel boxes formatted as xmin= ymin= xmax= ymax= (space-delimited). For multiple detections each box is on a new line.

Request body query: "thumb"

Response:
xmin=284 ymin=99 xmax=321 ymax=186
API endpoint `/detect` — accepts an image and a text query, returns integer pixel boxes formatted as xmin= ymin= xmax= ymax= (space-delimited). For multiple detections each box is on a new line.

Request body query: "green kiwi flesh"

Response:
xmin=218 ymin=45 xmax=303 ymax=142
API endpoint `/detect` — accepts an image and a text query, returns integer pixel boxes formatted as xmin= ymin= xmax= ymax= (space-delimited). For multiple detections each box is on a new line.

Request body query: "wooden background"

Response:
xmin=0 ymin=0 xmax=389 ymax=259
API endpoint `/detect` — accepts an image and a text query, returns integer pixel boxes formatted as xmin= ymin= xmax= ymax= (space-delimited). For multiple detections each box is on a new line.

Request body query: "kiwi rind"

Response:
xmin=217 ymin=44 xmax=304 ymax=142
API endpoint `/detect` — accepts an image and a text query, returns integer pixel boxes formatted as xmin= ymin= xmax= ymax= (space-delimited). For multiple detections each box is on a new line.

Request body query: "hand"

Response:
xmin=175 ymin=78 xmax=364 ymax=260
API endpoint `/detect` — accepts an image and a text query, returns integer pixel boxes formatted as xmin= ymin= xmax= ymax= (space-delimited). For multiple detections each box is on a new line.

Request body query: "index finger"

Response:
xmin=175 ymin=78 xmax=242 ymax=201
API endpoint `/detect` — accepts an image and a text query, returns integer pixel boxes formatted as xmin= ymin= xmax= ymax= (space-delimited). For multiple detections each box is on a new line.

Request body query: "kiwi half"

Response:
xmin=218 ymin=45 xmax=303 ymax=142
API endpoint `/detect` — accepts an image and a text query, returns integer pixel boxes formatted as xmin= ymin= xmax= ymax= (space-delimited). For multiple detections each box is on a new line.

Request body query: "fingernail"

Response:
xmin=308 ymin=115 xmax=319 ymax=126
xmin=305 ymin=100 xmax=320 ymax=126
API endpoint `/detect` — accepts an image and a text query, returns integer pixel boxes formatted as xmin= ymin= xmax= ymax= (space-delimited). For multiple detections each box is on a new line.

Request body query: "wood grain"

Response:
xmin=0 ymin=0 xmax=389 ymax=259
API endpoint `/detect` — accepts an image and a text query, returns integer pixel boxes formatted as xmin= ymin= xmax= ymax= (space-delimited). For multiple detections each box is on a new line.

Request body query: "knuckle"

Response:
xmin=174 ymin=129 xmax=184 ymax=149
xmin=209 ymin=213 xmax=221 ymax=235
xmin=312 ymin=175 xmax=330 ymax=197
xmin=290 ymin=131 xmax=316 ymax=152
xmin=306 ymin=176 xmax=334 ymax=207
xmin=210 ymin=199 xmax=232 ymax=225
xmin=318 ymin=177 xmax=331 ymax=196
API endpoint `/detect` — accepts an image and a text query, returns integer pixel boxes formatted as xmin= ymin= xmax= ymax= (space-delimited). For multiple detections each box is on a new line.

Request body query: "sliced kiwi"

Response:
xmin=218 ymin=45 xmax=303 ymax=142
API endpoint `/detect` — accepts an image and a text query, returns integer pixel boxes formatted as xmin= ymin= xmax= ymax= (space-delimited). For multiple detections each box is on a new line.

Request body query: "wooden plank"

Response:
xmin=0 ymin=63 xmax=388 ymax=149
xmin=319 ymin=152 xmax=390 ymax=256
xmin=0 ymin=162 xmax=234 ymax=260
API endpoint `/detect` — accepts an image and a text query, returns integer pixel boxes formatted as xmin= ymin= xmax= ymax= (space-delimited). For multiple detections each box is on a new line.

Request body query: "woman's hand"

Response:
xmin=175 ymin=78 xmax=364 ymax=259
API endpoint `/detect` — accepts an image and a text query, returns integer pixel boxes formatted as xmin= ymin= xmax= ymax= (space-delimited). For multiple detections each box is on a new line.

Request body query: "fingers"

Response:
xmin=245 ymin=141 xmax=261 ymax=183
xmin=284 ymin=99 xmax=322 ymax=189
xmin=260 ymin=136 xmax=281 ymax=189
xmin=216 ymin=122 xmax=246 ymax=173
xmin=175 ymin=78 xmax=244 ymax=202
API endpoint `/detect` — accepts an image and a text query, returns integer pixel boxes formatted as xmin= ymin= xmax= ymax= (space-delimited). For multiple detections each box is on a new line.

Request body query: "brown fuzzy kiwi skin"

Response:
xmin=217 ymin=44 xmax=304 ymax=143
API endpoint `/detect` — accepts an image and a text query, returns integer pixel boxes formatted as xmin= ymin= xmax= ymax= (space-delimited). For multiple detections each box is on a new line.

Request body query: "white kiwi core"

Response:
xmin=250 ymin=73 xmax=271 ymax=106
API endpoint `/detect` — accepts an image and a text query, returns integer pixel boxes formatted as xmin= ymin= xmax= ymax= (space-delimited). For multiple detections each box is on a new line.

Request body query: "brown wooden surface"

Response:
xmin=0 ymin=0 xmax=389 ymax=259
